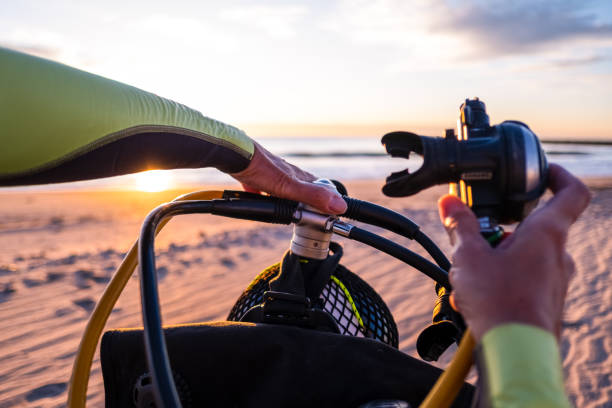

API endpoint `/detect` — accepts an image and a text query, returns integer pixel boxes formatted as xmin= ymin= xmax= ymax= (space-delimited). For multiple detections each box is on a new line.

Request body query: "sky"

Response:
xmin=2 ymin=0 xmax=611 ymax=140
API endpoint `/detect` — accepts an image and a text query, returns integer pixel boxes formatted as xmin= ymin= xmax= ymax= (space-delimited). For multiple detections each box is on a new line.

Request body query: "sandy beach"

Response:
xmin=0 ymin=179 xmax=610 ymax=407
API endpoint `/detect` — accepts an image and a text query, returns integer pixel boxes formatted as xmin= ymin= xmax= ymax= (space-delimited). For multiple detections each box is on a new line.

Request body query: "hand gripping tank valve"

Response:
xmin=227 ymin=179 xmax=400 ymax=347
xmin=229 ymin=179 xmax=343 ymax=332
xmin=290 ymin=179 xmax=339 ymax=260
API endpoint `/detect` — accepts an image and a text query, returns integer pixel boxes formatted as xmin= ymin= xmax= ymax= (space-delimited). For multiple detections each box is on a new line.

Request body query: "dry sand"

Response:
xmin=0 ymin=179 xmax=610 ymax=407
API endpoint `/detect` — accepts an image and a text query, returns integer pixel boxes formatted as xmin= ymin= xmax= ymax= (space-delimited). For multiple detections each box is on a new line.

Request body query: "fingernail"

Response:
xmin=443 ymin=216 xmax=455 ymax=228
xmin=440 ymin=196 xmax=465 ymax=219
xmin=329 ymin=195 xmax=347 ymax=213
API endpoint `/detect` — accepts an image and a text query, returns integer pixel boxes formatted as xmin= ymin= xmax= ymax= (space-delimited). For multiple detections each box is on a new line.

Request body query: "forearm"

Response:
xmin=477 ymin=324 xmax=571 ymax=408
xmin=0 ymin=47 xmax=254 ymax=186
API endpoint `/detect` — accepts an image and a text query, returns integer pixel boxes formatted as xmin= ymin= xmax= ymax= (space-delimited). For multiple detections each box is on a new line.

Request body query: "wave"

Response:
xmin=283 ymin=150 xmax=592 ymax=158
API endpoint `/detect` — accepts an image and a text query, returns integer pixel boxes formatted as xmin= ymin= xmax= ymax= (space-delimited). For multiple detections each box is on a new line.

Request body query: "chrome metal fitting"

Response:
xmin=290 ymin=179 xmax=339 ymax=260
xmin=332 ymin=220 xmax=354 ymax=237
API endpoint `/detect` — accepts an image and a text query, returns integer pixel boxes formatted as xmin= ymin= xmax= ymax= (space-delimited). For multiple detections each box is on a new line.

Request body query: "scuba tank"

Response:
xmin=228 ymin=179 xmax=399 ymax=347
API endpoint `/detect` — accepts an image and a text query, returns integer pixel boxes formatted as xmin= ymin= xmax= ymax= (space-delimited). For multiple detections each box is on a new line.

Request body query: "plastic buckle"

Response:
xmin=261 ymin=291 xmax=315 ymax=326
xmin=263 ymin=291 xmax=311 ymax=308
xmin=242 ymin=291 xmax=339 ymax=334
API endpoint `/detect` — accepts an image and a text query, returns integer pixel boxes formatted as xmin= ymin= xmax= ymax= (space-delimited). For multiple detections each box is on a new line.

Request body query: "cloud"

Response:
xmin=434 ymin=0 xmax=612 ymax=56
xmin=219 ymin=5 xmax=309 ymax=39
xmin=550 ymin=54 xmax=609 ymax=67
xmin=322 ymin=0 xmax=612 ymax=63
xmin=513 ymin=53 xmax=611 ymax=72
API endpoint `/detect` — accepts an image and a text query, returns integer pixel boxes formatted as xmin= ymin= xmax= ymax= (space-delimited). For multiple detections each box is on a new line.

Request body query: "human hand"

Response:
xmin=230 ymin=142 xmax=347 ymax=215
xmin=437 ymin=164 xmax=591 ymax=342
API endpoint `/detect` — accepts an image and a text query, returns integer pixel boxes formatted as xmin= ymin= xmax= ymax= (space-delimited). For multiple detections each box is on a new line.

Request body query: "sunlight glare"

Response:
xmin=133 ymin=170 xmax=174 ymax=192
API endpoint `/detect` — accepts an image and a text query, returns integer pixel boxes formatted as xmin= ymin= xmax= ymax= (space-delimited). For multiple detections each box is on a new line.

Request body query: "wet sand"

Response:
xmin=0 ymin=179 xmax=610 ymax=407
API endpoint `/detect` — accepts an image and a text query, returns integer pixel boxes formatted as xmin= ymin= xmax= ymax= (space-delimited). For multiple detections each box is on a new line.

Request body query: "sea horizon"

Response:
xmin=2 ymin=137 xmax=611 ymax=193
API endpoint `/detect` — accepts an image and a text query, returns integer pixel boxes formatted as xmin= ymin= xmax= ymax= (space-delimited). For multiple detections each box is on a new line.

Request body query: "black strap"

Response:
xmin=242 ymin=244 xmax=345 ymax=333
xmin=269 ymin=242 xmax=343 ymax=299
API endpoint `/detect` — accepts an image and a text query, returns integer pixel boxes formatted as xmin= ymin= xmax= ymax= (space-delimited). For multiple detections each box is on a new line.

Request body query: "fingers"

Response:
xmin=231 ymin=143 xmax=347 ymax=214
xmin=449 ymin=292 xmax=458 ymax=312
xmin=516 ymin=164 xmax=590 ymax=245
xmin=438 ymin=195 xmax=486 ymax=248
xmin=278 ymin=177 xmax=347 ymax=214
xmin=543 ymin=164 xmax=591 ymax=227
xmin=240 ymin=183 xmax=261 ymax=194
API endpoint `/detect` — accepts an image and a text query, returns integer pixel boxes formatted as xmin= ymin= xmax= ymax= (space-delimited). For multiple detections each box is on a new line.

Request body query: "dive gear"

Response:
xmin=101 ymin=322 xmax=475 ymax=407
xmin=382 ymin=98 xmax=548 ymax=226
xmin=229 ymin=242 xmax=399 ymax=346
xmin=136 ymin=188 xmax=457 ymax=407
xmin=387 ymin=98 xmax=550 ymax=365
xmin=290 ymin=179 xmax=338 ymax=260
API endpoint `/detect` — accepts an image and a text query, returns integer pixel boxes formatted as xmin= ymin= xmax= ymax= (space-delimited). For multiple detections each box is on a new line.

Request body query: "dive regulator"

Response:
xmin=382 ymin=97 xmax=548 ymax=230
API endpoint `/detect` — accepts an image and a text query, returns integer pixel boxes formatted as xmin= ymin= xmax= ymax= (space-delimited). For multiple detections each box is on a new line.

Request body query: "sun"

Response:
xmin=132 ymin=170 xmax=174 ymax=192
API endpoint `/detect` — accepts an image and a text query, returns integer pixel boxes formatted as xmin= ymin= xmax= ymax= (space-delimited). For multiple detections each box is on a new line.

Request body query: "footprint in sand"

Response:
xmin=55 ymin=307 xmax=75 ymax=317
xmin=73 ymin=297 xmax=96 ymax=312
xmin=58 ymin=254 xmax=78 ymax=265
xmin=220 ymin=257 xmax=236 ymax=268
xmin=22 ymin=278 xmax=46 ymax=288
xmin=74 ymin=269 xmax=93 ymax=288
xmin=0 ymin=264 xmax=18 ymax=276
xmin=169 ymin=242 xmax=188 ymax=253
xmin=0 ymin=282 xmax=17 ymax=303
xmin=586 ymin=336 xmax=607 ymax=364
xmin=100 ymin=248 xmax=117 ymax=259
xmin=74 ymin=269 xmax=109 ymax=288
xmin=104 ymin=264 xmax=117 ymax=273
xmin=46 ymin=271 xmax=66 ymax=282
xmin=157 ymin=266 xmax=169 ymax=280
xmin=25 ymin=382 xmax=67 ymax=402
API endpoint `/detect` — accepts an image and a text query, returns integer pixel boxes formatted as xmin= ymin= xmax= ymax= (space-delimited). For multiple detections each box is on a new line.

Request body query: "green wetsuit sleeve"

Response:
xmin=477 ymin=323 xmax=571 ymax=408
xmin=0 ymin=47 xmax=255 ymax=186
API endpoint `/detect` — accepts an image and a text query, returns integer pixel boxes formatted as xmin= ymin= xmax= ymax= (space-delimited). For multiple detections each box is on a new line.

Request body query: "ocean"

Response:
xmin=4 ymin=138 xmax=612 ymax=191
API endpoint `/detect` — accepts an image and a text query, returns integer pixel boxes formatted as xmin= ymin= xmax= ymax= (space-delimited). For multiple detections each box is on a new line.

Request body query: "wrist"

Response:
xmin=470 ymin=308 xmax=556 ymax=342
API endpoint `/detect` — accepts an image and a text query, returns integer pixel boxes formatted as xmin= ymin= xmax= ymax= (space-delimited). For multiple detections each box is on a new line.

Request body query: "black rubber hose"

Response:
xmin=138 ymin=196 xmax=450 ymax=407
xmin=139 ymin=198 xmax=296 ymax=408
xmin=347 ymin=226 xmax=451 ymax=289
xmin=140 ymin=201 xmax=215 ymax=408
xmin=342 ymin=197 xmax=451 ymax=270
xmin=414 ymin=230 xmax=451 ymax=271
xmin=211 ymin=197 xmax=298 ymax=224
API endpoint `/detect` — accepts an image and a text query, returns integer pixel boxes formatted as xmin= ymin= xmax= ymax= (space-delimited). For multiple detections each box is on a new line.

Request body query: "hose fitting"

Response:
xmin=290 ymin=179 xmax=338 ymax=260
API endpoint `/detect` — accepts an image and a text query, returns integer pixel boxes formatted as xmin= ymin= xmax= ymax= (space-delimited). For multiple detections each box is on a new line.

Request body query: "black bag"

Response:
xmin=101 ymin=321 xmax=474 ymax=407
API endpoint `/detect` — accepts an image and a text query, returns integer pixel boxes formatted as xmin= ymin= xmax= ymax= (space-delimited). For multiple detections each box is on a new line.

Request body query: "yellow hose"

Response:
xmin=419 ymin=328 xmax=476 ymax=408
xmin=67 ymin=190 xmax=224 ymax=407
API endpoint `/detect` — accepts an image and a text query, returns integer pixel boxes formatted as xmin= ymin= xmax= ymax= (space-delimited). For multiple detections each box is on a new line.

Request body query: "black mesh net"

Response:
xmin=227 ymin=263 xmax=399 ymax=348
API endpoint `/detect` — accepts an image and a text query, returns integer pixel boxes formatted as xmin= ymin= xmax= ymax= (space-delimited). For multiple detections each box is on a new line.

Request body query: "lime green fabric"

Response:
xmin=0 ymin=47 xmax=254 ymax=176
xmin=480 ymin=324 xmax=571 ymax=407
